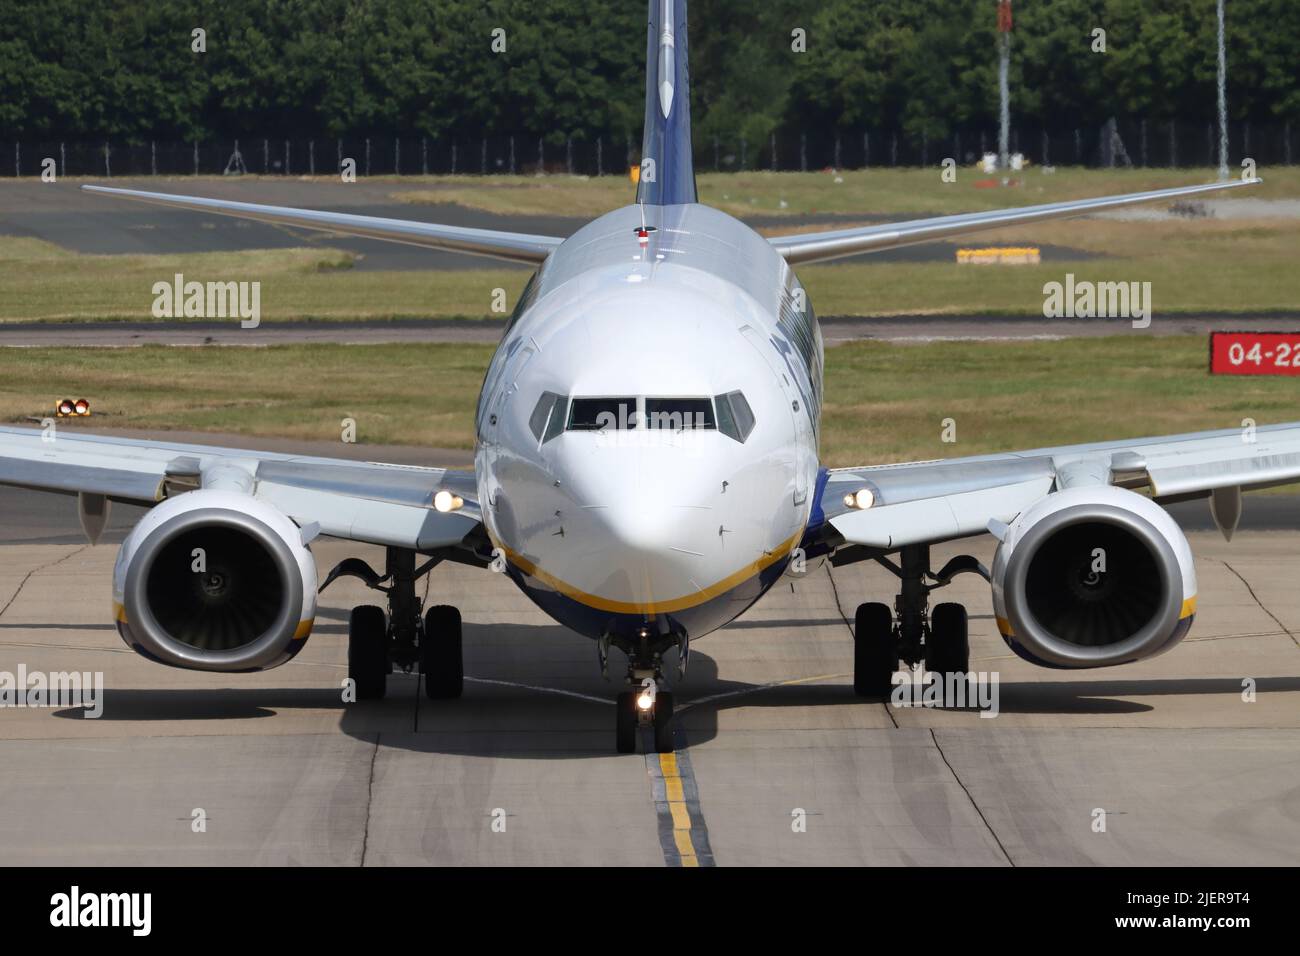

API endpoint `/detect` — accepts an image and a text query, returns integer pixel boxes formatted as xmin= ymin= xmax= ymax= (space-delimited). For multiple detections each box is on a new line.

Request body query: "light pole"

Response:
xmin=997 ymin=0 xmax=1013 ymax=171
xmin=1216 ymin=0 xmax=1228 ymax=180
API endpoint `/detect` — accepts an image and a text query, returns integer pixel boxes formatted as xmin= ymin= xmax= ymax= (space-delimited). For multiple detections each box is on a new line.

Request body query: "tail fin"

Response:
xmin=636 ymin=0 xmax=697 ymax=205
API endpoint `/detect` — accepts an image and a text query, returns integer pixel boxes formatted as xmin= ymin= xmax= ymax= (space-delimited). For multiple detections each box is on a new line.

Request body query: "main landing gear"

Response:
xmin=605 ymin=629 xmax=684 ymax=754
xmin=323 ymin=547 xmax=463 ymax=701
xmin=851 ymin=544 xmax=987 ymax=698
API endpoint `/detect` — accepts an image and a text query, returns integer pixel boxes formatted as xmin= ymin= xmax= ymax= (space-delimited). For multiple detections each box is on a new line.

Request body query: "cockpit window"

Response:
xmin=714 ymin=391 xmax=755 ymax=442
xmin=528 ymin=392 xmax=566 ymax=443
xmin=645 ymin=398 xmax=715 ymax=431
xmin=567 ymin=397 xmax=637 ymax=431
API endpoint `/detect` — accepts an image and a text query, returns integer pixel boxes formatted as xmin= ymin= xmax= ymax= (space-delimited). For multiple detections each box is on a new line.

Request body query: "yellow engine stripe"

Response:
xmin=113 ymin=603 xmax=314 ymax=642
xmin=999 ymin=595 xmax=1197 ymax=639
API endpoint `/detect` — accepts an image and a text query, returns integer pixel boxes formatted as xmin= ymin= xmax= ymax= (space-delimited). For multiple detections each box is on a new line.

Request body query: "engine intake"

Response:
xmin=113 ymin=490 xmax=317 ymax=671
xmin=991 ymin=486 xmax=1196 ymax=668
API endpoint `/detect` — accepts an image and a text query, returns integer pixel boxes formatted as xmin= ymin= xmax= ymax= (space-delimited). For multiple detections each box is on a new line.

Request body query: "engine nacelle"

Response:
xmin=991 ymin=485 xmax=1196 ymax=668
xmin=113 ymin=490 xmax=317 ymax=672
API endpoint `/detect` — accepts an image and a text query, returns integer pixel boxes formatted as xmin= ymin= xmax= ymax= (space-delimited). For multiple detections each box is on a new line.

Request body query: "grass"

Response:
xmin=0 ymin=343 xmax=491 ymax=450
xmin=799 ymin=215 xmax=1300 ymax=316
xmin=0 ymin=168 xmax=1294 ymax=322
xmin=394 ymin=166 xmax=1300 ymax=218
xmin=2 ymin=337 xmax=1294 ymax=471
xmin=821 ymin=336 xmax=1298 ymax=467
xmin=0 ymin=237 xmax=528 ymax=323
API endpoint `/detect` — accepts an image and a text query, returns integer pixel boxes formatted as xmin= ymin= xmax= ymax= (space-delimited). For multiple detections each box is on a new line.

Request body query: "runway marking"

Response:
xmin=463 ymin=676 xmax=613 ymax=706
xmin=645 ymin=738 xmax=715 ymax=867
xmin=676 ymin=672 xmax=847 ymax=713
xmin=0 ymin=640 xmax=132 ymax=654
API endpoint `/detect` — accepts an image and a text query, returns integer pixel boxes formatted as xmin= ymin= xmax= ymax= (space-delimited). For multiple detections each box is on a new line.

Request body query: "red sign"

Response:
xmin=997 ymin=0 xmax=1013 ymax=33
xmin=1209 ymin=331 xmax=1300 ymax=375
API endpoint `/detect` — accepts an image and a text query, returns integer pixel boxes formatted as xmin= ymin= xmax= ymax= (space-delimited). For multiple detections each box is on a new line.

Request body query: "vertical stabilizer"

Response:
xmin=637 ymin=0 xmax=697 ymax=205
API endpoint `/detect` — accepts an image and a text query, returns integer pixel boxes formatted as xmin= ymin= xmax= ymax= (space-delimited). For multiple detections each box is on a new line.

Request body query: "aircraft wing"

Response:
xmin=81 ymin=185 xmax=562 ymax=265
xmin=768 ymin=178 xmax=1261 ymax=265
xmin=815 ymin=421 xmax=1300 ymax=554
xmin=0 ymin=425 xmax=482 ymax=553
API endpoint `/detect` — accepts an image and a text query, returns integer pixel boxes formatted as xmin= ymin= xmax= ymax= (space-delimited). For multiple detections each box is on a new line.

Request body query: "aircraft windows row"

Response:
xmin=715 ymin=391 xmax=755 ymax=442
xmin=567 ymin=397 xmax=637 ymax=431
xmin=645 ymin=398 xmax=715 ymax=431
xmin=527 ymin=393 xmax=755 ymax=443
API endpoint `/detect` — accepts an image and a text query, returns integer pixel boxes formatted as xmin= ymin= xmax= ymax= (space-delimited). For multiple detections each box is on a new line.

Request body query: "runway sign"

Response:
xmin=1209 ymin=331 xmax=1300 ymax=375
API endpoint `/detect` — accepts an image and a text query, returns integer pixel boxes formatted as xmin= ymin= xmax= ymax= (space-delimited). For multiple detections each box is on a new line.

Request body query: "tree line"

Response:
xmin=2 ymin=0 xmax=1296 ymax=147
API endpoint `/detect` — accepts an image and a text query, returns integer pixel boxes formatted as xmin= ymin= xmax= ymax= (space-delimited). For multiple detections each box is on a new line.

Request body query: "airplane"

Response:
xmin=2 ymin=0 xmax=1292 ymax=754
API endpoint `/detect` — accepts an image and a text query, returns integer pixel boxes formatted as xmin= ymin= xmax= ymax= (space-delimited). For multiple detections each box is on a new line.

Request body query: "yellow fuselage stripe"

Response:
xmin=490 ymin=529 xmax=802 ymax=615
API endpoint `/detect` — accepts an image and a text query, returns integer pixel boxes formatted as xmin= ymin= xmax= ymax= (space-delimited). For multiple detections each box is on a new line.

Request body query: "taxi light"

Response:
xmin=636 ymin=690 xmax=655 ymax=711
xmin=433 ymin=490 xmax=464 ymax=513
xmin=843 ymin=487 xmax=875 ymax=510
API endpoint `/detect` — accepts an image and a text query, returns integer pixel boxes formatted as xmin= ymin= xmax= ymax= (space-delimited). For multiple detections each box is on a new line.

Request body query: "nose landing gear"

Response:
xmin=615 ymin=681 xmax=674 ymax=754
xmin=608 ymin=629 xmax=680 ymax=754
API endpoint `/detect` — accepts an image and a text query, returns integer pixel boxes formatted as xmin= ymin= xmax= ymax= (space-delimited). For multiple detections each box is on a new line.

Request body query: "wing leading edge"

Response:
xmin=818 ymin=421 xmax=1300 ymax=554
xmin=0 ymin=425 xmax=480 ymax=552
xmin=81 ymin=185 xmax=563 ymax=265
xmin=769 ymin=178 xmax=1262 ymax=265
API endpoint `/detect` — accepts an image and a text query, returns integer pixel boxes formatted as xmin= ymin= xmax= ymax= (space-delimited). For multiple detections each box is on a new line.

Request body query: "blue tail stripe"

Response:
xmin=637 ymin=0 xmax=697 ymax=206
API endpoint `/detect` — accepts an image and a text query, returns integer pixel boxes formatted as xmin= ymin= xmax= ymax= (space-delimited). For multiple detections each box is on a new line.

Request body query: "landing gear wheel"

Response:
xmin=927 ymin=602 xmax=970 ymax=698
xmin=653 ymin=691 xmax=675 ymax=753
xmin=853 ymin=601 xmax=897 ymax=697
xmin=421 ymin=605 xmax=463 ymax=699
xmin=348 ymin=605 xmax=388 ymax=700
xmin=615 ymin=690 xmax=638 ymax=754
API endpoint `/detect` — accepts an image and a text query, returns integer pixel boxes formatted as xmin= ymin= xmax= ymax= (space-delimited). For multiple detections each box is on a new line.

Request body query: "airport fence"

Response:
xmin=5 ymin=120 xmax=1295 ymax=178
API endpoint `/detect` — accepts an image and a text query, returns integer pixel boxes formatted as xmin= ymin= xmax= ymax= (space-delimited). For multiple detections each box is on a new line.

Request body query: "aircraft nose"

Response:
xmin=551 ymin=445 xmax=726 ymax=606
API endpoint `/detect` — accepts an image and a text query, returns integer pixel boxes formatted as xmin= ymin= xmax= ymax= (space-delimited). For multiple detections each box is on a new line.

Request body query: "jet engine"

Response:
xmin=112 ymin=490 xmax=317 ymax=671
xmin=991 ymin=485 xmax=1196 ymax=668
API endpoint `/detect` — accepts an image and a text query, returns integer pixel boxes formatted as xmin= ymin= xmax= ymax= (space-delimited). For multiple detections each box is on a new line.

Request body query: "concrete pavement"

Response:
xmin=0 ymin=485 xmax=1297 ymax=866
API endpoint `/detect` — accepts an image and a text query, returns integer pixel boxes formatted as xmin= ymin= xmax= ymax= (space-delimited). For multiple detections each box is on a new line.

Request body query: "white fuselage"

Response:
xmin=474 ymin=203 xmax=823 ymax=642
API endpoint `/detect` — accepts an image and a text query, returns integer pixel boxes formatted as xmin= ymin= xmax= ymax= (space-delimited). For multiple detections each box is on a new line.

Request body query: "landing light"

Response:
xmin=636 ymin=690 xmax=655 ymax=711
xmin=842 ymin=487 xmax=875 ymax=510
xmin=432 ymin=490 xmax=464 ymax=513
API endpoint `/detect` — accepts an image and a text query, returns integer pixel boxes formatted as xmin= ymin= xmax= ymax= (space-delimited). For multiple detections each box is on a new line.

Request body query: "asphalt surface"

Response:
xmin=0 ymin=481 xmax=1297 ymax=865
xmin=6 ymin=313 xmax=1300 ymax=347
xmin=0 ymin=178 xmax=1097 ymax=271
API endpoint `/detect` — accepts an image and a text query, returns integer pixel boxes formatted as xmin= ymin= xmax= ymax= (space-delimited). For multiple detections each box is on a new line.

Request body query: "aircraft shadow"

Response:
xmin=45 ymin=614 xmax=1300 ymax=757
